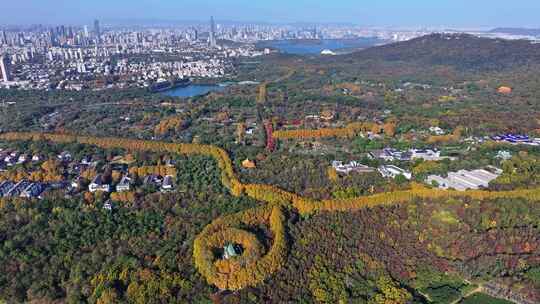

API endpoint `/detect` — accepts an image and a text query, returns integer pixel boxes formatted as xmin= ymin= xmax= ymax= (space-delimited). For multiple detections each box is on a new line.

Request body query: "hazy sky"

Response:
xmin=3 ymin=0 xmax=540 ymax=28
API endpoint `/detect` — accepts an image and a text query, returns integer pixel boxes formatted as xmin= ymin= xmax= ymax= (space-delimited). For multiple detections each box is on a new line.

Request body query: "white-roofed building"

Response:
xmin=426 ymin=169 xmax=501 ymax=191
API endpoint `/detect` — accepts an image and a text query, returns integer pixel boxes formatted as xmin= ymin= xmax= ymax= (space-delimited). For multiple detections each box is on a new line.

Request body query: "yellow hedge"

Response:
xmin=129 ymin=166 xmax=177 ymax=178
xmin=193 ymin=206 xmax=286 ymax=290
xmin=272 ymin=122 xmax=379 ymax=140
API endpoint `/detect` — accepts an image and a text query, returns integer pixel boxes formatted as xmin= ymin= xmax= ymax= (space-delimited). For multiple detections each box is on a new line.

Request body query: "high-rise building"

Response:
xmin=83 ymin=25 xmax=89 ymax=38
xmin=192 ymin=27 xmax=198 ymax=41
xmin=209 ymin=16 xmax=217 ymax=48
xmin=0 ymin=56 xmax=10 ymax=82
xmin=94 ymin=19 xmax=101 ymax=44
xmin=0 ymin=31 xmax=7 ymax=45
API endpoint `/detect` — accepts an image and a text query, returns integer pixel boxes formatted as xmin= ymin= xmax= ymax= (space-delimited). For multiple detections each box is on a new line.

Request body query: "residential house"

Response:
xmin=245 ymin=127 xmax=255 ymax=135
xmin=429 ymin=126 xmax=445 ymax=135
xmin=71 ymin=176 xmax=83 ymax=189
xmin=165 ymin=159 xmax=176 ymax=167
xmin=89 ymin=174 xmax=110 ymax=193
xmin=103 ymin=201 xmax=113 ymax=210
xmin=58 ymin=151 xmax=73 ymax=162
xmin=81 ymin=156 xmax=93 ymax=165
xmin=17 ymin=154 xmax=28 ymax=164
xmin=161 ymin=175 xmax=175 ymax=192
xmin=495 ymin=150 xmax=512 ymax=161
xmin=4 ymin=153 xmax=17 ymax=166
xmin=144 ymin=174 xmax=163 ymax=187
xmin=116 ymin=175 xmax=132 ymax=192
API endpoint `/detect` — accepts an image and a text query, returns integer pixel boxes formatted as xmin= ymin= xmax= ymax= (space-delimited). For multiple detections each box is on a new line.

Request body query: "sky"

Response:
xmin=3 ymin=0 xmax=540 ymax=29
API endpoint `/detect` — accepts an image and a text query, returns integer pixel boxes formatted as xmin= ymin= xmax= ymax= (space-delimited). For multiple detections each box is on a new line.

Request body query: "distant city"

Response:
xmin=1 ymin=18 xmax=539 ymax=91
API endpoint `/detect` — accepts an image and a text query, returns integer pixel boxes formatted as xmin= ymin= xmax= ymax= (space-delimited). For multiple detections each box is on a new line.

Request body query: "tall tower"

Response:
xmin=0 ymin=31 xmax=7 ymax=45
xmin=94 ymin=19 xmax=101 ymax=44
xmin=192 ymin=27 xmax=198 ymax=41
xmin=209 ymin=16 xmax=217 ymax=48
xmin=0 ymin=56 xmax=10 ymax=82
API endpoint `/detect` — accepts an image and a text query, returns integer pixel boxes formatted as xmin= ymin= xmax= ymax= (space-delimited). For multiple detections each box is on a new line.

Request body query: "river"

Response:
xmin=162 ymin=84 xmax=226 ymax=98
xmin=257 ymin=38 xmax=386 ymax=55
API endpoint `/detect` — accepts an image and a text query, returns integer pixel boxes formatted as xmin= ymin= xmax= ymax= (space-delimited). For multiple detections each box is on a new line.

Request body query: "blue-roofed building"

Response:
xmin=20 ymin=183 xmax=46 ymax=198
xmin=492 ymin=134 xmax=537 ymax=146
xmin=0 ymin=181 xmax=15 ymax=196
xmin=4 ymin=180 xmax=31 ymax=197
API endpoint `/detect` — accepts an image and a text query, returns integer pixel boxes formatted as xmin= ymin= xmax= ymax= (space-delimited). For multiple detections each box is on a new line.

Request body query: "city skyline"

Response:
xmin=2 ymin=0 xmax=540 ymax=28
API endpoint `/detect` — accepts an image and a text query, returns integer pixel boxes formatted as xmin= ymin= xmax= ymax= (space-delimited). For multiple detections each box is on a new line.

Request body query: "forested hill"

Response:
xmin=345 ymin=33 xmax=540 ymax=71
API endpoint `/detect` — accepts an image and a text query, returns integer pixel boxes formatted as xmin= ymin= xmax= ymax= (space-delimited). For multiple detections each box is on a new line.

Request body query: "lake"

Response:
xmin=257 ymin=38 xmax=386 ymax=55
xmin=162 ymin=84 xmax=225 ymax=98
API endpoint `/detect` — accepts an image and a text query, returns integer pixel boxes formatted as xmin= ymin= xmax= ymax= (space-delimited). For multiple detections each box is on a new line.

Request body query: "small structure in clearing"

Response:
xmin=223 ymin=243 xmax=240 ymax=260
xmin=497 ymin=86 xmax=512 ymax=94
xmin=242 ymin=159 xmax=256 ymax=169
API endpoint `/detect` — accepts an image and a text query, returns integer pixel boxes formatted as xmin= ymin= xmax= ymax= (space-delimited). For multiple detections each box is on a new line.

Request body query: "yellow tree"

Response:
xmin=257 ymin=83 xmax=267 ymax=104
xmin=383 ymin=123 xmax=397 ymax=137
xmin=236 ymin=123 xmax=246 ymax=144
xmin=327 ymin=166 xmax=339 ymax=182
xmin=111 ymin=171 xmax=122 ymax=183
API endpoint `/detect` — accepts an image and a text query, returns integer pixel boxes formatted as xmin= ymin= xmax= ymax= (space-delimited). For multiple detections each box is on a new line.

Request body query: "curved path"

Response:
xmin=1 ymin=132 xmax=539 ymax=291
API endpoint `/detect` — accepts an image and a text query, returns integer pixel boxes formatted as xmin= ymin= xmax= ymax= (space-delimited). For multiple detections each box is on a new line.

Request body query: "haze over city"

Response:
xmin=3 ymin=0 xmax=540 ymax=28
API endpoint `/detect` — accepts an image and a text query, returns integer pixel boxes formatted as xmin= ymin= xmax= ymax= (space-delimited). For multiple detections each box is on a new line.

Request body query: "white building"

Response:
xmin=410 ymin=149 xmax=442 ymax=161
xmin=332 ymin=161 xmax=375 ymax=174
xmin=369 ymin=148 xmax=412 ymax=162
xmin=161 ymin=175 xmax=175 ymax=192
xmin=89 ymin=174 xmax=110 ymax=193
xmin=426 ymin=169 xmax=501 ymax=191
xmin=378 ymin=165 xmax=412 ymax=180
xmin=0 ymin=56 xmax=10 ymax=82
xmin=429 ymin=126 xmax=445 ymax=135
xmin=17 ymin=155 xmax=27 ymax=164
xmin=103 ymin=201 xmax=113 ymax=210
xmin=116 ymin=175 xmax=131 ymax=192
xmin=495 ymin=150 xmax=512 ymax=161
xmin=57 ymin=151 xmax=72 ymax=162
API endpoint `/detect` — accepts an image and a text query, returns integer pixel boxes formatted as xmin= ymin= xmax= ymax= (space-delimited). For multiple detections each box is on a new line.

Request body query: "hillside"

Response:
xmin=346 ymin=33 xmax=540 ymax=71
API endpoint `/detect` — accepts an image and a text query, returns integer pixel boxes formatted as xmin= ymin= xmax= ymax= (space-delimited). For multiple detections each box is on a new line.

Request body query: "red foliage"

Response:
xmin=265 ymin=121 xmax=275 ymax=152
